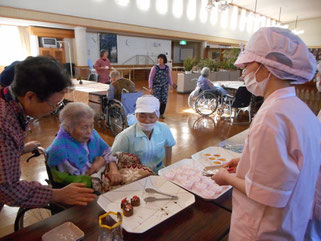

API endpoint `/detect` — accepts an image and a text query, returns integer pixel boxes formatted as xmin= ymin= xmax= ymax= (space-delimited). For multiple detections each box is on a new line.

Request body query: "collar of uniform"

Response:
xmin=264 ymin=86 xmax=295 ymax=103
xmin=135 ymin=122 xmax=160 ymax=138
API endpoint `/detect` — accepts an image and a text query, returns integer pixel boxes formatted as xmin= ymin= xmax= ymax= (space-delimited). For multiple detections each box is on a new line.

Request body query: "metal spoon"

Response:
xmin=144 ymin=188 xmax=177 ymax=198
xmin=144 ymin=196 xmax=178 ymax=203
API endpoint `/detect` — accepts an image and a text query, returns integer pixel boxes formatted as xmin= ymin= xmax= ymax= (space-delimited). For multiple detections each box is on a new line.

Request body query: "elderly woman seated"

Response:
xmin=197 ymin=67 xmax=228 ymax=96
xmin=107 ymin=70 xmax=136 ymax=101
xmin=46 ymin=102 xmax=123 ymax=190
xmin=112 ymin=95 xmax=176 ymax=173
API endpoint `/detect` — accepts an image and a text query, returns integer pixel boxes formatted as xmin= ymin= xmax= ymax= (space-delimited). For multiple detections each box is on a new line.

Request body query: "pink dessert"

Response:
xmin=182 ymin=179 xmax=194 ymax=189
xmin=164 ymin=170 xmax=175 ymax=180
xmin=194 ymin=182 xmax=207 ymax=192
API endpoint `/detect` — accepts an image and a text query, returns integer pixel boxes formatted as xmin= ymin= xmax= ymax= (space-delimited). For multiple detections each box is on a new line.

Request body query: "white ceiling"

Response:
xmin=233 ymin=0 xmax=321 ymax=23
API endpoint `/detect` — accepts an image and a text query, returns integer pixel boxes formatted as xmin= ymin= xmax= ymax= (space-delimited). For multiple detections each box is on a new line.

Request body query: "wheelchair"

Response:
xmin=14 ymin=147 xmax=67 ymax=231
xmin=189 ymin=87 xmax=225 ymax=116
xmin=99 ymin=90 xmax=142 ymax=136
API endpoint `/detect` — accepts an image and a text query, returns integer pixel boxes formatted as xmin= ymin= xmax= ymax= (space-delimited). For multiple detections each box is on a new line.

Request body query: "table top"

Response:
xmin=1 ymin=130 xmax=249 ymax=241
xmin=214 ymin=81 xmax=244 ymax=90
xmin=70 ymin=79 xmax=109 ymax=93
xmin=1 ymin=197 xmax=231 ymax=241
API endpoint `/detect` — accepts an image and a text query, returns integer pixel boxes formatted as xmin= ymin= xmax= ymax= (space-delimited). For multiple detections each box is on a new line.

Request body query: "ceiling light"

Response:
xmin=172 ymin=0 xmax=183 ymax=18
xmin=229 ymin=5 xmax=238 ymax=30
xmin=187 ymin=0 xmax=197 ymax=21
xmin=200 ymin=0 xmax=209 ymax=23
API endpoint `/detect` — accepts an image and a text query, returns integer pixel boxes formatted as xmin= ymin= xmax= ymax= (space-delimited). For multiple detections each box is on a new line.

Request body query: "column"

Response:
xmin=74 ymin=26 xmax=88 ymax=66
xmin=200 ymin=41 xmax=207 ymax=59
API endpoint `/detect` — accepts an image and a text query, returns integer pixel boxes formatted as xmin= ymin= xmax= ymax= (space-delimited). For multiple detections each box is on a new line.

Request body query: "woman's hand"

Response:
xmin=149 ymin=88 xmax=154 ymax=95
xmin=107 ymin=169 xmax=123 ymax=185
xmin=23 ymin=141 xmax=40 ymax=154
xmin=222 ymin=157 xmax=240 ymax=173
xmin=86 ymin=156 xmax=106 ymax=175
xmin=211 ymin=167 xmax=231 ymax=186
xmin=107 ymin=162 xmax=123 ymax=185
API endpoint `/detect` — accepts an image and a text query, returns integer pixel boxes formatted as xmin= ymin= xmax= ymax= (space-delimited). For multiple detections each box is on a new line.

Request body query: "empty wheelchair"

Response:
xmin=100 ymin=90 xmax=142 ymax=136
xmin=14 ymin=147 xmax=67 ymax=231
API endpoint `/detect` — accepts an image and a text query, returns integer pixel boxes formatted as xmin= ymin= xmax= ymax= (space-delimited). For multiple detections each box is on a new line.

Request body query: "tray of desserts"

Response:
xmin=191 ymin=146 xmax=242 ymax=167
xmin=97 ymin=175 xmax=195 ymax=234
xmin=158 ymin=159 xmax=232 ymax=200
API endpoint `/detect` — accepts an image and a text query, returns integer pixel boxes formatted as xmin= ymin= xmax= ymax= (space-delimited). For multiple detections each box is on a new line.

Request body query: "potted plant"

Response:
xmin=184 ymin=57 xmax=197 ymax=73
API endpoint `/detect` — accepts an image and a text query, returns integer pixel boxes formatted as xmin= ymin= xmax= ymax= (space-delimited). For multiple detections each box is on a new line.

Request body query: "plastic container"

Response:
xmin=98 ymin=211 xmax=123 ymax=241
xmin=42 ymin=222 xmax=84 ymax=241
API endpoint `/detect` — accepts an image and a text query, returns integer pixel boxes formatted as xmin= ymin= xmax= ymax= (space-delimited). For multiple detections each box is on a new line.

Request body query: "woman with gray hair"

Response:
xmin=196 ymin=67 xmax=228 ymax=95
xmin=46 ymin=102 xmax=122 ymax=190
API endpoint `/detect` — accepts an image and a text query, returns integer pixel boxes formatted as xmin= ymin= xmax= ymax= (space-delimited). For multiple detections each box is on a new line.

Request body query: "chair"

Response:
xmin=87 ymin=59 xmax=98 ymax=81
xmin=100 ymin=91 xmax=142 ymax=136
xmin=14 ymin=147 xmax=66 ymax=231
xmin=223 ymin=86 xmax=252 ymax=124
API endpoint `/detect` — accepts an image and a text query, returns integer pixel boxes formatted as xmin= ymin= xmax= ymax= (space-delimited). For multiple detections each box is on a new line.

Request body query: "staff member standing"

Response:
xmin=94 ymin=50 xmax=112 ymax=84
xmin=148 ymin=54 xmax=173 ymax=119
xmin=212 ymin=27 xmax=321 ymax=240
xmin=0 ymin=56 xmax=96 ymax=212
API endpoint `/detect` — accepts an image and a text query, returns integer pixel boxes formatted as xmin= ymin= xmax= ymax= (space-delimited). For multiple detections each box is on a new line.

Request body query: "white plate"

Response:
xmin=97 ymin=175 xmax=195 ymax=234
xmin=191 ymin=146 xmax=242 ymax=166
xmin=158 ymin=159 xmax=231 ymax=200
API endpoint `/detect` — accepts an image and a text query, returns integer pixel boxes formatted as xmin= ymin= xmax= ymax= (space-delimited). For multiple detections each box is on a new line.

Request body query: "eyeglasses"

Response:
xmin=47 ymin=99 xmax=64 ymax=110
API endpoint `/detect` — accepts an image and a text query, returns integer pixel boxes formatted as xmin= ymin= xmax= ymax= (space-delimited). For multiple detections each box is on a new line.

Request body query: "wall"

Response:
xmin=0 ymin=0 xmax=254 ymax=43
xmin=87 ymin=33 xmax=171 ymax=66
xmin=173 ymin=41 xmax=201 ymax=64
xmin=287 ymin=17 xmax=321 ymax=47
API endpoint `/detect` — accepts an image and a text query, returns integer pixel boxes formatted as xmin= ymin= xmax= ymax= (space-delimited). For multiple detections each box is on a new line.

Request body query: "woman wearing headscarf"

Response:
xmin=112 ymin=95 xmax=176 ymax=173
xmin=148 ymin=54 xmax=173 ymax=119
xmin=212 ymin=27 xmax=321 ymax=240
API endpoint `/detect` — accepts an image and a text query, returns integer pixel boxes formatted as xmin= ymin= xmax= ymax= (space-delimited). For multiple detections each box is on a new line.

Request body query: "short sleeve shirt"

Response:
xmin=112 ymin=122 xmax=176 ymax=173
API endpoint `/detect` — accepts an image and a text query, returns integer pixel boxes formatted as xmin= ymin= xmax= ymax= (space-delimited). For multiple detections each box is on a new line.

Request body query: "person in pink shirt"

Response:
xmin=212 ymin=27 xmax=321 ymax=241
xmin=94 ymin=50 xmax=112 ymax=84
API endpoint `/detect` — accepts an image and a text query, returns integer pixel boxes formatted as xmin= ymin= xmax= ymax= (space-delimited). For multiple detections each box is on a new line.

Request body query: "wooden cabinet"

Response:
xmin=39 ymin=47 xmax=65 ymax=64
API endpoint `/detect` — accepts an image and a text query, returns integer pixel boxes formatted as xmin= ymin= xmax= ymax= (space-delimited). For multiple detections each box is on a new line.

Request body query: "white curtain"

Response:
xmin=0 ymin=25 xmax=30 ymax=66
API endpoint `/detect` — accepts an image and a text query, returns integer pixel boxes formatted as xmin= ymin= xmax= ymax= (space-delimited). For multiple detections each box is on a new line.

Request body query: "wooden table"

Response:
xmin=64 ymin=79 xmax=109 ymax=104
xmin=1 ymin=130 xmax=249 ymax=241
xmin=0 ymin=197 xmax=231 ymax=241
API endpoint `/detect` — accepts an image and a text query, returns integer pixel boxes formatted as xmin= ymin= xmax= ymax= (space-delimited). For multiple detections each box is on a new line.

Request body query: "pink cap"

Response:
xmin=234 ymin=27 xmax=317 ymax=84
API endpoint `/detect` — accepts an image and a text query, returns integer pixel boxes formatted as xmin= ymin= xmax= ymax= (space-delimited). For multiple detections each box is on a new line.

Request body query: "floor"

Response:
xmin=0 ymin=80 xmax=249 ymax=238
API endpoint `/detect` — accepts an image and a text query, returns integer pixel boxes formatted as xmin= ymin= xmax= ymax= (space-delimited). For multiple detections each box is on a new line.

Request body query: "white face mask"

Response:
xmin=243 ymin=65 xmax=271 ymax=97
xmin=138 ymin=121 xmax=156 ymax=132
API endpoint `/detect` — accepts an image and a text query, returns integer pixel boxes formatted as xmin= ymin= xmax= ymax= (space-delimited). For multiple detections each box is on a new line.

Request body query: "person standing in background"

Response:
xmin=148 ymin=54 xmax=173 ymax=119
xmin=94 ymin=50 xmax=112 ymax=84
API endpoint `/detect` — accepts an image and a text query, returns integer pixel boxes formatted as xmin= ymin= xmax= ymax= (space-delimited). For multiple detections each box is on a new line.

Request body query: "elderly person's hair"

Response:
xmin=11 ymin=56 xmax=72 ymax=101
xmin=109 ymin=70 xmax=120 ymax=79
xmin=59 ymin=102 xmax=95 ymax=130
xmin=201 ymin=67 xmax=210 ymax=78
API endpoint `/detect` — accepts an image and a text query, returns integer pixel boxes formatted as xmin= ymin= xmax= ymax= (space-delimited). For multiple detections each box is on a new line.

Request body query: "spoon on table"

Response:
xmin=144 ymin=196 xmax=178 ymax=203
xmin=144 ymin=188 xmax=178 ymax=198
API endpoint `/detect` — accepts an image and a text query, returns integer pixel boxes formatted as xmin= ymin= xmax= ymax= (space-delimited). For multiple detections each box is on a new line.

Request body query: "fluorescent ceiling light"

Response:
xmin=187 ymin=0 xmax=197 ymax=21
xmin=172 ymin=0 xmax=183 ymax=18
xmin=136 ymin=0 xmax=150 ymax=11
